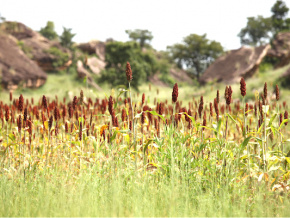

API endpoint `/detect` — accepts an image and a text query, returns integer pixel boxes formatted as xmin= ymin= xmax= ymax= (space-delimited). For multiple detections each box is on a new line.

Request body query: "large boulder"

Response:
xmin=267 ymin=32 xmax=290 ymax=68
xmin=200 ymin=45 xmax=270 ymax=84
xmin=0 ymin=21 xmax=71 ymax=71
xmin=76 ymin=60 xmax=102 ymax=91
xmin=86 ymin=56 xmax=106 ymax=75
xmin=0 ymin=33 xmax=47 ymax=90
xmin=77 ymin=40 xmax=106 ymax=61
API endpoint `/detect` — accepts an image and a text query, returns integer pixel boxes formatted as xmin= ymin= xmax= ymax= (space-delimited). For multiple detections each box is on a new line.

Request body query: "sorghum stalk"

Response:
xmin=275 ymin=84 xmax=282 ymax=156
xmin=240 ymin=77 xmax=250 ymax=174
xmin=172 ymin=83 xmax=178 ymax=126
xmin=126 ymin=62 xmax=136 ymax=169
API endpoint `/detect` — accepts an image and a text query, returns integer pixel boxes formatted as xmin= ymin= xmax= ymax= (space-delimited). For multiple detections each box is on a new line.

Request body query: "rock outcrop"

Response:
xmin=0 ymin=33 xmax=47 ymax=90
xmin=148 ymin=68 xmax=193 ymax=87
xmin=77 ymin=40 xmax=106 ymax=61
xmin=0 ymin=21 xmax=71 ymax=71
xmin=86 ymin=56 xmax=106 ymax=75
xmin=267 ymin=32 xmax=290 ymax=68
xmin=76 ymin=60 xmax=102 ymax=91
xmin=200 ymin=45 xmax=271 ymax=84
xmin=77 ymin=40 xmax=106 ymax=75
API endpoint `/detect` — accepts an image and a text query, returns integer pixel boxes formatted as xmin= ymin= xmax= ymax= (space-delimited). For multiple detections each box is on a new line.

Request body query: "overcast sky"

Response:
xmin=1 ymin=0 xmax=285 ymax=51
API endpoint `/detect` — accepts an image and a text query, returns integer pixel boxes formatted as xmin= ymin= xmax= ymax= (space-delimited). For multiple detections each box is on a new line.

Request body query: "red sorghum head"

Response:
xmin=240 ymin=77 xmax=246 ymax=97
xmin=108 ymin=96 xmax=113 ymax=115
xmin=142 ymin=93 xmax=145 ymax=105
xmin=126 ymin=62 xmax=133 ymax=82
xmin=284 ymin=111 xmax=288 ymax=125
xmin=5 ymin=107 xmax=9 ymax=122
xmin=73 ymin=96 xmax=78 ymax=110
xmin=198 ymin=96 xmax=204 ymax=118
xmin=18 ymin=94 xmax=24 ymax=112
xmin=245 ymin=103 xmax=249 ymax=117
xmin=42 ymin=95 xmax=47 ymax=109
xmin=275 ymin=84 xmax=279 ymax=101
xmin=49 ymin=115 xmax=53 ymax=130
xmin=172 ymin=83 xmax=178 ymax=103
xmin=264 ymin=82 xmax=267 ymax=100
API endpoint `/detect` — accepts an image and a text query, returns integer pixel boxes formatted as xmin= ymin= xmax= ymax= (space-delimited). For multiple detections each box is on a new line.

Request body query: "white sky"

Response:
xmin=1 ymin=0 xmax=286 ymax=51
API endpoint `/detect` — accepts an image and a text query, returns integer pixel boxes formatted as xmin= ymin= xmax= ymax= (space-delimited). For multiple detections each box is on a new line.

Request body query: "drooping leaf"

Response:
xmin=226 ymin=113 xmax=237 ymax=124
xmin=240 ymin=136 xmax=252 ymax=150
xmin=8 ymin=133 xmax=16 ymax=142
xmin=145 ymin=110 xmax=166 ymax=123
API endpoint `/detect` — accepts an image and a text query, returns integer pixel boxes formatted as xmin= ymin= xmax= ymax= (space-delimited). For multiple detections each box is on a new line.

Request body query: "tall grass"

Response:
xmin=0 ymin=66 xmax=290 ymax=216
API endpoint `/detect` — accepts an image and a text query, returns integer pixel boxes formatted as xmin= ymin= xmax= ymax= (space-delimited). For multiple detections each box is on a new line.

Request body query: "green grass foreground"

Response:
xmin=1 ymin=160 xmax=289 ymax=217
xmin=0 ymin=66 xmax=290 ymax=217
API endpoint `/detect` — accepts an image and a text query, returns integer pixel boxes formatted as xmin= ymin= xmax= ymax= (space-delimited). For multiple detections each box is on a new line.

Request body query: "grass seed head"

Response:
xmin=126 ymin=62 xmax=133 ymax=82
xmin=142 ymin=93 xmax=145 ymax=105
xmin=79 ymin=90 xmax=84 ymax=105
xmin=18 ymin=94 xmax=24 ymax=112
xmin=108 ymin=96 xmax=113 ymax=115
xmin=5 ymin=107 xmax=9 ymax=122
xmin=240 ymin=77 xmax=246 ymax=97
xmin=198 ymin=96 xmax=204 ymax=118
xmin=49 ymin=115 xmax=53 ymax=130
xmin=264 ymin=82 xmax=267 ymax=100
xmin=24 ymin=108 xmax=27 ymax=122
xmin=275 ymin=84 xmax=279 ymax=101
xmin=284 ymin=111 xmax=288 ymax=125
xmin=172 ymin=83 xmax=178 ymax=103
xmin=42 ymin=95 xmax=47 ymax=109
xmin=245 ymin=103 xmax=249 ymax=117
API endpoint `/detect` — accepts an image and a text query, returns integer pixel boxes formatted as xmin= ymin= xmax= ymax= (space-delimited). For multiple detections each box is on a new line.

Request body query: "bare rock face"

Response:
xmin=148 ymin=67 xmax=193 ymax=87
xmin=169 ymin=68 xmax=192 ymax=83
xmin=76 ymin=60 xmax=102 ymax=91
xmin=0 ymin=21 xmax=71 ymax=71
xmin=77 ymin=40 xmax=106 ymax=61
xmin=267 ymin=32 xmax=290 ymax=68
xmin=86 ymin=56 xmax=106 ymax=75
xmin=200 ymin=45 xmax=270 ymax=84
xmin=0 ymin=33 xmax=47 ymax=90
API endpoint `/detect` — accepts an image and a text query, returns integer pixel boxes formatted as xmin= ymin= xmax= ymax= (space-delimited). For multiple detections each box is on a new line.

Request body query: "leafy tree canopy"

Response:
xmin=39 ymin=21 xmax=58 ymax=40
xmin=239 ymin=0 xmax=290 ymax=46
xmin=271 ymin=0 xmax=290 ymax=34
xmin=100 ymin=41 xmax=169 ymax=90
xmin=60 ymin=27 xmax=76 ymax=49
xmin=167 ymin=34 xmax=223 ymax=79
xmin=125 ymin=29 xmax=153 ymax=48
xmin=238 ymin=16 xmax=272 ymax=46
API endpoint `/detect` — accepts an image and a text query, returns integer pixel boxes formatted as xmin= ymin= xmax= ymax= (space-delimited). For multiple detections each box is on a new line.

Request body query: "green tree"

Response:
xmin=39 ymin=21 xmax=58 ymax=40
xmin=60 ymin=27 xmax=76 ymax=49
xmin=167 ymin=34 xmax=223 ymax=79
xmin=271 ymin=0 xmax=290 ymax=34
xmin=125 ymin=29 xmax=153 ymax=48
xmin=100 ymin=41 xmax=168 ymax=90
xmin=238 ymin=16 xmax=272 ymax=46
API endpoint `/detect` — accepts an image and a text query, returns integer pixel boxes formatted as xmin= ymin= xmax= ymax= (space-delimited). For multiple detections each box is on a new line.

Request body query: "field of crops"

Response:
xmin=0 ymin=63 xmax=290 ymax=216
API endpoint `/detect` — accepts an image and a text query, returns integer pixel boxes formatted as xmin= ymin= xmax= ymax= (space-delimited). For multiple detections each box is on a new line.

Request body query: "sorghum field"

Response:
xmin=0 ymin=63 xmax=290 ymax=217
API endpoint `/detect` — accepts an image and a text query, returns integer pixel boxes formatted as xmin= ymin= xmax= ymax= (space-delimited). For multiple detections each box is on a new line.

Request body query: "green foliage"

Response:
xmin=159 ymin=74 xmax=175 ymax=86
xmin=125 ymin=29 xmax=153 ymax=48
xmin=60 ymin=27 xmax=76 ymax=49
xmin=238 ymin=16 xmax=272 ymax=46
xmin=271 ymin=0 xmax=290 ymax=34
xmin=167 ymin=33 xmax=223 ymax=79
xmin=100 ymin=41 xmax=170 ymax=90
xmin=45 ymin=47 xmax=69 ymax=69
xmin=239 ymin=0 xmax=290 ymax=46
xmin=39 ymin=21 xmax=58 ymax=40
